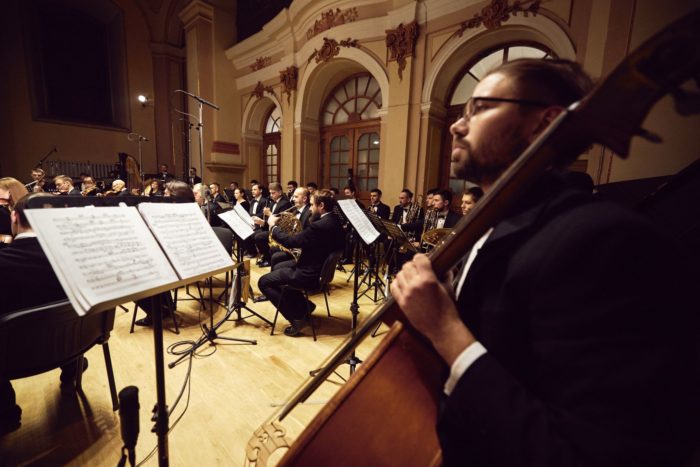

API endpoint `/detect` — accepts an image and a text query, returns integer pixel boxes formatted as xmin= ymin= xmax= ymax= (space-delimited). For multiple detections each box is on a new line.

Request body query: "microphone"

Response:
xmin=128 ymin=132 xmax=149 ymax=142
xmin=174 ymin=89 xmax=220 ymax=110
xmin=118 ymin=386 xmax=140 ymax=466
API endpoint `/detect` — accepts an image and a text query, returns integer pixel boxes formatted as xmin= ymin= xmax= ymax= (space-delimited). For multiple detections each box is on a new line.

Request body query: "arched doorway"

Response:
xmin=441 ymin=43 xmax=554 ymax=205
xmin=320 ymin=73 xmax=382 ymax=201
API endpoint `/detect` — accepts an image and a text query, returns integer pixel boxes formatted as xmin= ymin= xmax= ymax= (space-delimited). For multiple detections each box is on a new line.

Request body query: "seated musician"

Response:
xmin=242 ymin=183 xmax=267 ymax=258
xmin=0 ymin=177 xmax=29 ymax=248
xmin=286 ymin=180 xmax=298 ymax=199
xmin=54 ymin=175 xmax=81 ymax=196
xmin=267 ymin=186 xmax=312 ymax=270
xmin=391 ymin=58 xmax=699 ymax=466
xmin=27 ymin=168 xmax=46 ymax=192
xmin=81 ymin=176 xmax=101 ymax=196
xmin=111 ymin=179 xmax=129 ymax=196
xmin=193 ymin=183 xmax=221 ymax=227
xmin=0 ymin=193 xmax=89 ymax=434
xmin=253 ymin=182 xmax=291 ymax=267
xmin=460 ymin=185 xmax=483 ymax=215
xmin=431 ymin=189 xmax=461 ymax=229
xmin=368 ymin=188 xmax=390 ymax=219
xmin=209 ymin=182 xmax=227 ymax=204
xmin=258 ymin=189 xmax=344 ymax=336
xmin=147 ymin=179 xmax=164 ymax=197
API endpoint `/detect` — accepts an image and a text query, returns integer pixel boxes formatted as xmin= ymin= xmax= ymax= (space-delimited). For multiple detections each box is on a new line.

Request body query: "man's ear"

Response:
xmin=10 ymin=210 xmax=18 ymax=227
xmin=527 ymin=106 xmax=565 ymax=144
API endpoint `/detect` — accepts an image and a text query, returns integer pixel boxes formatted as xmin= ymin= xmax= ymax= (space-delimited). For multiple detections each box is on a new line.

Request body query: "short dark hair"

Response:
xmin=166 ymin=181 xmax=195 ymax=203
xmin=329 ymin=187 xmax=339 ymax=196
xmin=287 ymin=180 xmax=298 ymax=188
xmin=464 ymin=186 xmax=484 ymax=201
xmin=487 ymin=58 xmax=593 ymax=109
xmin=427 ymin=187 xmax=439 ymax=196
xmin=401 ymin=188 xmax=413 ymax=198
xmin=370 ymin=188 xmax=382 ymax=197
xmin=13 ymin=193 xmax=54 ymax=228
xmin=306 ymin=182 xmax=318 ymax=190
xmin=313 ymin=188 xmax=336 ymax=211
xmin=434 ymin=189 xmax=452 ymax=204
xmin=250 ymin=179 xmax=259 ymax=185
xmin=343 ymin=185 xmax=355 ymax=194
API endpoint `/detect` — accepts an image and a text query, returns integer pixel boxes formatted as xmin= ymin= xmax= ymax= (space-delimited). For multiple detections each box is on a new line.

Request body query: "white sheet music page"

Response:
xmin=338 ymin=199 xmax=380 ymax=245
xmin=218 ymin=209 xmax=255 ymax=240
xmin=234 ymin=203 xmax=255 ymax=228
xmin=26 ymin=206 xmax=179 ymax=315
xmin=138 ymin=202 xmax=234 ymax=280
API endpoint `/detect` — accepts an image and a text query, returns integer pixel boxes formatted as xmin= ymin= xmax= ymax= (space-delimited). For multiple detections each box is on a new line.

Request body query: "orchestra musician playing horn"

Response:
xmin=253 ymin=182 xmax=291 ymax=267
xmin=391 ymin=58 xmax=699 ymax=466
xmin=258 ymin=189 xmax=344 ymax=337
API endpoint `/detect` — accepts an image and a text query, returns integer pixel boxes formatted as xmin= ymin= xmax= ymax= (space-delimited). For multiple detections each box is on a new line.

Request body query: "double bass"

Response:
xmin=245 ymin=9 xmax=700 ymax=466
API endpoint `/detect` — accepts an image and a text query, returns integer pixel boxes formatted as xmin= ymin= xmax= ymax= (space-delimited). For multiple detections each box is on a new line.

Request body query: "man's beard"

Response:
xmin=451 ymin=132 xmax=530 ymax=187
xmin=311 ymin=211 xmax=321 ymax=221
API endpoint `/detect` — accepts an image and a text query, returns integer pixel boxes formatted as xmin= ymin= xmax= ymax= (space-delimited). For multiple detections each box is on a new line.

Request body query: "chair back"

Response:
xmin=0 ymin=300 xmax=115 ymax=380
xmin=319 ymin=250 xmax=344 ymax=287
xmin=212 ymin=226 xmax=234 ymax=254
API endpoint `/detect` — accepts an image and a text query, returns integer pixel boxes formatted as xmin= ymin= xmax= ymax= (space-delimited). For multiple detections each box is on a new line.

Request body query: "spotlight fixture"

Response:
xmin=137 ymin=94 xmax=152 ymax=107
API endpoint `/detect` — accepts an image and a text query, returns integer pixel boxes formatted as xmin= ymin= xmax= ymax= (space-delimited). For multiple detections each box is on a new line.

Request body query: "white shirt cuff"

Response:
xmin=443 ymin=341 xmax=487 ymax=396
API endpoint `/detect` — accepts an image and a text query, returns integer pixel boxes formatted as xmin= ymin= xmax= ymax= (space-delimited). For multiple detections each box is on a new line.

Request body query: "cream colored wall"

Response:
xmin=0 ymin=0 xmax=159 ymax=180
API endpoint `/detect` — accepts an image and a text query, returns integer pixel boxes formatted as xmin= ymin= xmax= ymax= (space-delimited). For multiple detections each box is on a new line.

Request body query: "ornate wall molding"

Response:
xmin=250 ymin=56 xmax=271 ymax=71
xmin=452 ymin=0 xmax=541 ymax=39
xmin=252 ymin=81 xmax=275 ymax=99
xmin=307 ymin=37 xmax=360 ymax=64
xmin=306 ymin=7 xmax=358 ymax=40
xmin=386 ymin=21 xmax=419 ymax=80
xmin=279 ymin=66 xmax=298 ymax=104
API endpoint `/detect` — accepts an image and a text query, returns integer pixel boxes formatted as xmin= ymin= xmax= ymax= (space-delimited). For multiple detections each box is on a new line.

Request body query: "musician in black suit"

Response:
xmin=158 ymin=164 xmax=174 ymax=183
xmin=431 ymin=189 xmax=461 ymax=228
xmin=187 ymin=167 xmax=202 ymax=186
xmin=258 ymin=189 xmax=344 ymax=336
xmin=268 ymin=187 xmax=312 ymax=270
xmin=391 ymin=59 xmax=699 ymax=467
xmin=54 ymin=175 xmax=81 ymax=196
xmin=209 ymin=182 xmax=228 ymax=204
xmin=254 ymin=182 xmax=292 ymax=266
xmin=0 ymin=193 xmax=87 ymax=434
xmin=368 ymin=188 xmax=390 ymax=219
xmin=242 ymin=182 xmax=267 ymax=257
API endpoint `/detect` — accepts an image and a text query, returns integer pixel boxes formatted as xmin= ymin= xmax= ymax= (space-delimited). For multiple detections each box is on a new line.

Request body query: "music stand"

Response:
xmin=358 ymin=210 xmax=390 ymax=302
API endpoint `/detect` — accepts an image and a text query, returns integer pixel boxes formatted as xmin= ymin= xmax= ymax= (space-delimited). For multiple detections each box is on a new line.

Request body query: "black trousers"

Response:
xmin=254 ymin=230 xmax=271 ymax=261
xmin=258 ymin=260 xmax=313 ymax=322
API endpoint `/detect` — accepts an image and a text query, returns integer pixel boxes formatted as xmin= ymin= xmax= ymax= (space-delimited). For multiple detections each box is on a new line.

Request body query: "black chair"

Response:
xmin=270 ymin=250 xmax=344 ymax=341
xmin=0 ymin=300 xmax=119 ymax=411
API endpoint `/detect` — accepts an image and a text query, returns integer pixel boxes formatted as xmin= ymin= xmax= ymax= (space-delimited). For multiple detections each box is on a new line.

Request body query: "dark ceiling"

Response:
xmin=236 ymin=0 xmax=293 ymax=42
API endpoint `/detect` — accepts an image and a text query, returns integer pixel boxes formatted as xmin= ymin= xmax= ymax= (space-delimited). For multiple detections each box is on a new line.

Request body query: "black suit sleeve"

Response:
xmin=441 ymin=205 xmax=699 ymax=467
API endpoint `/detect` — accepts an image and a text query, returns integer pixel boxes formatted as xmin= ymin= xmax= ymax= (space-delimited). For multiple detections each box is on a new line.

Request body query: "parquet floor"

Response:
xmin=0 ymin=263 xmax=390 ymax=466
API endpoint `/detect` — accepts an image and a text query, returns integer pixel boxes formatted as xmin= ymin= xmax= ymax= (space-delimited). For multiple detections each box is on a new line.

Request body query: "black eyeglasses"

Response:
xmin=463 ymin=97 xmax=549 ymax=120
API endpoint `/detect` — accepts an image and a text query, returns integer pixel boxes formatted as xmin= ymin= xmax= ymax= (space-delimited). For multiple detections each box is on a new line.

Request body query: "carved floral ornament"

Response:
xmin=385 ymin=21 xmax=419 ymax=80
xmin=250 ymin=56 xmax=272 ymax=71
xmin=279 ymin=66 xmax=298 ymax=104
xmin=252 ymin=81 xmax=275 ymax=100
xmin=306 ymin=7 xmax=358 ymax=40
xmin=452 ymin=0 xmax=541 ymax=39
xmin=308 ymin=37 xmax=360 ymax=64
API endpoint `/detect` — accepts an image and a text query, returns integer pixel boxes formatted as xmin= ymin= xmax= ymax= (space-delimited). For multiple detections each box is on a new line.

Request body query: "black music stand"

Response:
xmin=357 ymin=210 xmax=390 ymax=302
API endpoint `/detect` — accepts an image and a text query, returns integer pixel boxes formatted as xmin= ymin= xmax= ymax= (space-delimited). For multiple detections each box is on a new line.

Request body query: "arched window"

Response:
xmin=321 ymin=74 xmax=382 ymax=198
xmin=263 ymin=106 xmax=281 ymax=184
xmin=443 ymin=44 xmax=554 ymax=198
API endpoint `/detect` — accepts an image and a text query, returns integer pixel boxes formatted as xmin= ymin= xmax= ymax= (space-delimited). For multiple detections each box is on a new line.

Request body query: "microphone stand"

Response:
xmin=35 ymin=146 xmax=57 ymax=168
xmin=127 ymin=133 xmax=148 ymax=183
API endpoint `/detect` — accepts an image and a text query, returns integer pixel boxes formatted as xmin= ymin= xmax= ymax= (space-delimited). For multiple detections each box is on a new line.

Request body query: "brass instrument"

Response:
xmin=404 ymin=195 xmax=422 ymax=225
xmin=269 ymin=206 xmax=302 ymax=261
xmin=420 ymin=209 xmax=453 ymax=251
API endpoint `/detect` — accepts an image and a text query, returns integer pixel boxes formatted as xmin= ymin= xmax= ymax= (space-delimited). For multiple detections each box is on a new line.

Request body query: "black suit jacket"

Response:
xmin=439 ymin=175 xmax=699 ymax=467
xmin=443 ymin=210 xmax=461 ymax=228
xmin=369 ymin=202 xmax=390 ymax=219
xmin=297 ymin=204 xmax=312 ymax=229
xmin=271 ymin=212 xmax=344 ymax=287
xmin=249 ymin=196 xmax=267 ymax=219
xmin=0 ymin=237 xmax=66 ymax=315
xmin=67 ymin=187 xmax=81 ymax=196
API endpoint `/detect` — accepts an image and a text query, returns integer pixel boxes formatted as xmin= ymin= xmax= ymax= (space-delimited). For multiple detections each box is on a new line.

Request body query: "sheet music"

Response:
xmin=218 ymin=209 xmax=255 ymax=240
xmin=234 ymin=203 xmax=255 ymax=228
xmin=26 ymin=206 xmax=179 ymax=315
xmin=338 ymin=199 xmax=380 ymax=245
xmin=138 ymin=202 xmax=234 ymax=280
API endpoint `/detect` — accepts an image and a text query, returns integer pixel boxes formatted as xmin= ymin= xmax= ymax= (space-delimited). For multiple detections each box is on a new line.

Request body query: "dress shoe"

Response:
xmin=259 ymin=260 xmax=271 ymax=267
xmin=284 ymin=318 xmax=309 ymax=337
xmin=253 ymin=294 xmax=269 ymax=303
xmin=135 ymin=316 xmax=153 ymax=327
xmin=0 ymin=405 xmax=21 ymax=435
